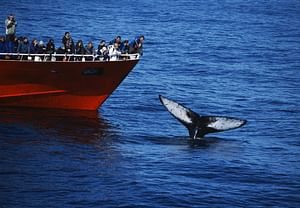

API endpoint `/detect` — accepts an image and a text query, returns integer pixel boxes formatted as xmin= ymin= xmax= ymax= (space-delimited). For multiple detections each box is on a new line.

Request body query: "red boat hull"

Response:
xmin=0 ymin=59 xmax=139 ymax=110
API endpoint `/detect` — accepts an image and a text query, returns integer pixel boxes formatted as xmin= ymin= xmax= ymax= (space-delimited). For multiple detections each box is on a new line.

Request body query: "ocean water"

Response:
xmin=1 ymin=0 xmax=300 ymax=207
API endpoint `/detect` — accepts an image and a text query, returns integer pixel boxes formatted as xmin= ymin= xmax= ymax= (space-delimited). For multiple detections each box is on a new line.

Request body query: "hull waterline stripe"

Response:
xmin=0 ymin=90 xmax=67 ymax=98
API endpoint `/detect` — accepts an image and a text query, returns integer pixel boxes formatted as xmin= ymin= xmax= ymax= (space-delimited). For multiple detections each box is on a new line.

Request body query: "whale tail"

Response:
xmin=159 ymin=95 xmax=247 ymax=139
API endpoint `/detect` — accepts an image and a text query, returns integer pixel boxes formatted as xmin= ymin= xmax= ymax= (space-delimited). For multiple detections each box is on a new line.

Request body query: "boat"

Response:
xmin=0 ymin=53 xmax=140 ymax=110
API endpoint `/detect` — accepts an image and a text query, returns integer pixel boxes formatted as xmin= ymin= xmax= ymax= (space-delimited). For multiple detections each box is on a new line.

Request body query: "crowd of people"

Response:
xmin=0 ymin=14 xmax=144 ymax=61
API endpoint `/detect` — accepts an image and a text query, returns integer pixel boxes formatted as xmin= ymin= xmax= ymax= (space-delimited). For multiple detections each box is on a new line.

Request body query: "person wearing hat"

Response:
xmin=37 ymin=40 xmax=46 ymax=54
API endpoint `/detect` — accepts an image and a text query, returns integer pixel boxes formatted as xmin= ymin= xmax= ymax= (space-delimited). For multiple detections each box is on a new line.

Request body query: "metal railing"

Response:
xmin=0 ymin=53 xmax=140 ymax=62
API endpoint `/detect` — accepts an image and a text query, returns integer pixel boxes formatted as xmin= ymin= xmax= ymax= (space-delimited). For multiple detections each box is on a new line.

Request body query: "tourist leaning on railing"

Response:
xmin=129 ymin=35 xmax=144 ymax=55
xmin=75 ymin=40 xmax=86 ymax=61
xmin=29 ymin=39 xmax=39 ymax=54
xmin=108 ymin=42 xmax=121 ymax=61
xmin=37 ymin=41 xmax=46 ymax=54
xmin=97 ymin=40 xmax=109 ymax=61
xmin=85 ymin=41 xmax=96 ymax=61
xmin=75 ymin=40 xmax=86 ymax=54
xmin=17 ymin=37 xmax=30 ymax=54
xmin=46 ymin=39 xmax=55 ymax=54
xmin=109 ymin=35 xmax=122 ymax=48
xmin=120 ymin=39 xmax=130 ymax=54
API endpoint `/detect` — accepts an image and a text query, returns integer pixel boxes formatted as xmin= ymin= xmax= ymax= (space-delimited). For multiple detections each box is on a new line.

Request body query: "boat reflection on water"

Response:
xmin=0 ymin=107 xmax=115 ymax=144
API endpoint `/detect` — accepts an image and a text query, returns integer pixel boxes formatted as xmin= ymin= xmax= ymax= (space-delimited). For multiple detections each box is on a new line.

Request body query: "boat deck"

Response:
xmin=0 ymin=52 xmax=140 ymax=62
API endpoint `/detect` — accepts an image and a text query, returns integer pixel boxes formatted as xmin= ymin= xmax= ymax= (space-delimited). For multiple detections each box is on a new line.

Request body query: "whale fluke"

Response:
xmin=159 ymin=95 xmax=247 ymax=139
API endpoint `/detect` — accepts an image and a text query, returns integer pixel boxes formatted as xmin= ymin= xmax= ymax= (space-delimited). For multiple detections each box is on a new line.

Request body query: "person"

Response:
xmin=56 ymin=44 xmax=66 ymax=61
xmin=129 ymin=35 xmax=144 ymax=55
xmin=120 ymin=39 xmax=130 ymax=54
xmin=37 ymin=40 xmax=46 ymax=54
xmin=108 ymin=42 xmax=121 ymax=61
xmin=62 ymin=32 xmax=74 ymax=54
xmin=30 ymin=39 xmax=39 ymax=54
xmin=46 ymin=39 xmax=55 ymax=54
xmin=17 ymin=37 xmax=30 ymax=60
xmin=85 ymin=41 xmax=95 ymax=61
xmin=5 ymin=14 xmax=17 ymax=42
xmin=6 ymin=36 xmax=19 ymax=59
xmin=11 ymin=36 xmax=19 ymax=53
xmin=44 ymin=39 xmax=55 ymax=61
xmin=0 ymin=36 xmax=7 ymax=59
xmin=75 ymin=40 xmax=85 ymax=61
xmin=75 ymin=40 xmax=85 ymax=54
xmin=17 ymin=37 xmax=29 ymax=53
xmin=97 ymin=40 xmax=109 ymax=61
xmin=109 ymin=35 xmax=122 ymax=48
xmin=5 ymin=14 xmax=17 ymax=54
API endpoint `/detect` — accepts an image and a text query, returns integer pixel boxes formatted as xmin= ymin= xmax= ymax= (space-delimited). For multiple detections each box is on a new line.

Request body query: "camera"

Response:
xmin=9 ymin=15 xmax=15 ymax=23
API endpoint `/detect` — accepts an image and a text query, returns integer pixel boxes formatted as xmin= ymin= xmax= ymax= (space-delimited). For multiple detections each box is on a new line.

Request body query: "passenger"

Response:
xmin=109 ymin=35 xmax=122 ymax=48
xmin=5 ymin=14 xmax=17 ymax=42
xmin=44 ymin=39 xmax=55 ymax=61
xmin=75 ymin=40 xmax=86 ymax=61
xmin=17 ymin=37 xmax=30 ymax=54
xmin=5 ymin=14 xmax=17 ymax=54
xmin=85 ymin=41 xmax=95 ymax=61
xmin=97 ymin=40 xmax=109 ymax=61
xmin=62 ymin=32 xmax=74 ymax=54
xmin=56 ymin=44 xmax=66 ymax=61
xmin=12 ymin=36 xmax=19 ymax=53
xmin=17 ymin=37 xmax=30 ymax=60
xmin=5 ymin=35 xmax=17 ymax=54
xmin=75 ymin=40 xmax=85 ymax=54
xmin=29 ymin=39 xmax=39 ymax=54
xmin=0 ymin=36 xmax=7 ymax=59
xmin=129 ymin=35 xmax=144 ymax=55
xmin=16 ymin=36 xmax=22 ymax=51
xmin=120 ymin=39 xmax=130 ymax=54
xmin=46 ymin=39 xmax=55 ymax=54
xmin=35 ymin=40 xmax=46 ymax=61
xmin=6 ymin=36 xmax=19 ymax=59
xmin=37 ymin=40 xmax=46 ymax=54
xmin=108 ymin=42 xmax=121 ymax=61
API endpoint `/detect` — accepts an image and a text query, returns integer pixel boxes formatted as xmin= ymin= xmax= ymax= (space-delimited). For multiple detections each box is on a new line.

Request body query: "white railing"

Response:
xmin=0 ymin=53 xmax=140 ymax=62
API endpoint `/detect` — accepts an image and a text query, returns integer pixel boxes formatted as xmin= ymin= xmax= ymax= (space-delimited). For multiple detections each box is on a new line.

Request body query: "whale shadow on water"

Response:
xmin=146 ymin=135 xmax=223 ymax=148
xmin=188 ymin=137 xmax=221 ymax=148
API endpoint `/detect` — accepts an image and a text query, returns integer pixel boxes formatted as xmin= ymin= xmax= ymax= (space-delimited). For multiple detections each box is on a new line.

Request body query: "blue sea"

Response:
xmin=1 ymin=0 xmax=300 ymax=207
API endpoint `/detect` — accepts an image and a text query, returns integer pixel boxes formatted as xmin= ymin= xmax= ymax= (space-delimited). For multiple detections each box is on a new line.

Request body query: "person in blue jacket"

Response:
xmin=120 ymin=39 xmax=130 ymax=54
xmin=129 ymin=35 xmax=144 ymax=55
xmin=17 ymin=37 xmax=30 ymax=53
